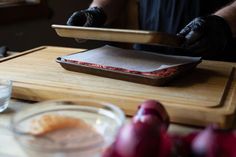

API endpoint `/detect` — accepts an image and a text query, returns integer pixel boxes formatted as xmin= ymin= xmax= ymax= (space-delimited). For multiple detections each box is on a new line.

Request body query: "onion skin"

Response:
xmin=170 ymin=134 xmax=196 ymax=157
xmin=191 ymin=127 xmax=217 ymax=157
xmin=115 ymin=122 xmax=162 ymax=157
xmin=134 ymin=100 xmax=170 ymax=130
xmin=102 ymin=121 xmax=172 ymax=157
xmin=216 ymin=129 xmax=236 ymax=157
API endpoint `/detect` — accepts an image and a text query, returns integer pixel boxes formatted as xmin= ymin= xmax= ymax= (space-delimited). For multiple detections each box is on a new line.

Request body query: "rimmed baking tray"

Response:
xmin=56 ymin=45 xmax=201 ymax=86
xmin=52 ymin=24 xmax=184 ymax=48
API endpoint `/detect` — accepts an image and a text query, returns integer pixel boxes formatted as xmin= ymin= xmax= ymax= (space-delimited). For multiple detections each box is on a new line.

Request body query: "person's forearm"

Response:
xmin=214 ymin=1 xmax=236 ymax=37
xmin=90 ymin=0 xmax=125 ymax=25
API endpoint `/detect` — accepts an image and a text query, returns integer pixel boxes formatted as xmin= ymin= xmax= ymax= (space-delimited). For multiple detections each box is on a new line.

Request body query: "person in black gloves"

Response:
xmin=67 ymin=0 xmax=236 ymax=61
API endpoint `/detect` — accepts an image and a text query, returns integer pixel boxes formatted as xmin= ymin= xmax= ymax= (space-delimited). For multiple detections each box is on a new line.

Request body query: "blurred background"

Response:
xmin=0 ymin=0 xmax=107 ymax=52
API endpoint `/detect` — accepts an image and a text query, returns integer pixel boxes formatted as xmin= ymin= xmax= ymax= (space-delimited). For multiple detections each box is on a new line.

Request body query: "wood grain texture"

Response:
xmin=0 ymin=46 xmax=235 ymax=128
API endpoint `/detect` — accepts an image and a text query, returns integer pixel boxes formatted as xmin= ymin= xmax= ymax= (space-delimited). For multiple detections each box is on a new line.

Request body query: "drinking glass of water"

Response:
xmin=0 ymin=79 xmax=12 ymax=112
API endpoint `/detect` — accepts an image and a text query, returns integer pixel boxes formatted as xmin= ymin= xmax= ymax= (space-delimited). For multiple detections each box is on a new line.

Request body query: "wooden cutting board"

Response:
xmin=0 ymin=46 xmax=235 ymax=128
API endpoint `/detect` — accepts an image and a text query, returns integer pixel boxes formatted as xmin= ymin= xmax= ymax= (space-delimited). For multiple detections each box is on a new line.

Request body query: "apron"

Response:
xmin=138 ymin=0 xmax=232 ymax=33
xmin=134 ymin=0 xmax=235 ymax=60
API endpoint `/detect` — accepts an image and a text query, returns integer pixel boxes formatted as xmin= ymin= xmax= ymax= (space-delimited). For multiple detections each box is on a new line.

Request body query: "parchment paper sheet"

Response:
xmin=61 ymin=45 xmax=201 ymax=72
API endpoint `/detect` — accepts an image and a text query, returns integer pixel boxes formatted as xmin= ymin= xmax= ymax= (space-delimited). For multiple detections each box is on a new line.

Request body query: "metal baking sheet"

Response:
xmin=56 ymin=45 xmax=201 ymax=86
xmin=52 ymin=24 xmax=184 ymax=47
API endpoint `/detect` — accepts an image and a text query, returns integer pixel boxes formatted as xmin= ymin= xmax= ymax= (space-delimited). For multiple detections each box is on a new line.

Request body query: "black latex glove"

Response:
xmin=177 ymin=15 xmax=233 ymax=56
xmin=67 ymin=7 xmax=107 ymax=27
xmin=0 ymin=46 xmax=8 ymax=58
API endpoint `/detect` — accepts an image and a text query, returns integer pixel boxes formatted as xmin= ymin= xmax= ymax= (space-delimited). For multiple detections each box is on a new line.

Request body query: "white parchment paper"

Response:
xmin=61 ymin=45 xmax=201 ymax=72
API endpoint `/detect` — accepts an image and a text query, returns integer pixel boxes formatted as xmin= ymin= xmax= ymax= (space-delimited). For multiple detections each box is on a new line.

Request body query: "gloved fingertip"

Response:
xmin=0 ymin=46 xmax=8 ymax=58
xmin=176 ymin=33 xmax=183 ymax=37
xmin=66 ymin=20 xmax=72 ymax=26
xmin=66 ymin=19 xmax=74 ymax=26
xmin=178 ymin=25 xmax=192 ymax=37
xmin=66 ymin=13 xmax=77 ymax=25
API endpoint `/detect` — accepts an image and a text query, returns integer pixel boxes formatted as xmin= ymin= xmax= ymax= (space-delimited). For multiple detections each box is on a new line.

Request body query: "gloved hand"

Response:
xmin=67 ymin=7 xmax=107 ymax=27
xmin=0 ymin=46 xmax=8 ymax=58
xmin=177 ymin=15 xmax=233 ymax=56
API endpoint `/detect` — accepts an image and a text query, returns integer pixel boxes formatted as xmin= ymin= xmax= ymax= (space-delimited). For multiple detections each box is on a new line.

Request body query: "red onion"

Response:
xmin=102 ymin=100 xmax=171 ymax=157
xmin=188 ymin=127 xmax=236 ymax=157
xmin=170 ymin=134 xmax=195 ymax=157
xmin=102 ymin=121 xmax=171 ymax=157
xmin=191 ymin=127 xmax=217 ymax=157
xmin=133 ymin=100 xmax=170 ymax=130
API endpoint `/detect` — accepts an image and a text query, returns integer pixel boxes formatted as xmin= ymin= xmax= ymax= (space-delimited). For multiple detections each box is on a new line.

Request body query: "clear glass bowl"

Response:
xmin=0 ymin=79 xmax=12 ymax=112
xmin=11 ymin=99 xmax=125 ymax=157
